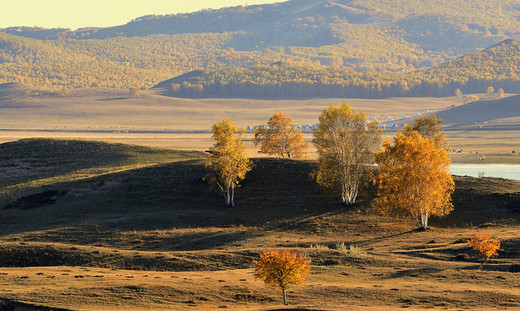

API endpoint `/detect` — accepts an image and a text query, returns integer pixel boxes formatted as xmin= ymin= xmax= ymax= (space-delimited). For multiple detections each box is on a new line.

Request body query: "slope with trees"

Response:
xmin=1 ymin=0 xmax=520 ymax=91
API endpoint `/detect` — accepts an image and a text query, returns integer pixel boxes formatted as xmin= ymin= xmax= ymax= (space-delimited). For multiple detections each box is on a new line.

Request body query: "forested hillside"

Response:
xmin=0 ymin=0 xmax=519 ymax=91
xmin=155 ymin=39 xmax=520 ymax=98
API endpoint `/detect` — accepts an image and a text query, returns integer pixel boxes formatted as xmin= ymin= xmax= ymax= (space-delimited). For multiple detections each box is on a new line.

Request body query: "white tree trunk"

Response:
xmin=230 ymin=184 xmax=235 ymax=207
xmin=418 ymin=209 xmax=429 ymax=230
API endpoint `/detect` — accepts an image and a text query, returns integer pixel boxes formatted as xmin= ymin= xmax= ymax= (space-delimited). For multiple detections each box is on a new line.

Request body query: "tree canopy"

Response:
xmin=373 ymin=131 xmax=454 ymax=229
xmin=254 ymin=112 xmax=309 ymax=159
xmin=253 ymin=249 xmax=311 ymax=305
xmin=313 ymin=103 xmax=381 ymax=205
xmin=206 ymin=118 xmax=252 ymax=207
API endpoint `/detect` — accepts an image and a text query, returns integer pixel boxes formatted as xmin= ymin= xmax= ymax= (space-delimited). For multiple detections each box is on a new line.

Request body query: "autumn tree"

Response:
xmin=497 ymin=88 xmax=505 ymax=98
xmin=253 ymin=250 xmax=311 ymax=305
xmin=206 ymin=118 xmax=252 ymax=207
xmin=373 ymin=131 xmax=454 ymax=230
xmin=404 ymin=114 xmax=447 ymax=149
xmin=468 ymin=233 xmax=500 ymax=269
xmin=486 ymin=86 xmax=495 ymax=96
xmin=129 ymin=87 xmax=140 ymax=97
xmin=313 ymin=103 xmax=381 ymax=205
xmin=254 ymin=112 xmax=309 ymax=158
xmin=454 ymin=88 xmax=463 ymax=98
xmin=464 ymin=94 xmax=480 ymax=104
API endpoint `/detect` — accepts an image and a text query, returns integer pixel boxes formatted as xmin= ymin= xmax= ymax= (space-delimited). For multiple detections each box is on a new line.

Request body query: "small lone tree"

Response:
xmin=253 ymin=250 xmax=311 ymax=305
xmin=129 ymin=87 xmax=140 ymax=97
xmin=373 ymin=131 xmax=454 ymax=230
xmin=404 ymin=114 xmax=447 ymax=149
xmin=206 ymin=118 xmax=252 ymax=207
xmin=468 ymin=233 xmax=500 ymax=269
xmin=254 ymin=112 xmax=309 ymax=158
xmin=313 ymin=103 xmax=381 ymax=205
xmin=497 ymin=88 xmax=505 ymax=98
xmin=454 ymin=88 xmax=463 ymax=99
xmin=464 ymin=95 xmax=480 ymax=104
xmin=486 ymin=86 xmax=495 ymax=96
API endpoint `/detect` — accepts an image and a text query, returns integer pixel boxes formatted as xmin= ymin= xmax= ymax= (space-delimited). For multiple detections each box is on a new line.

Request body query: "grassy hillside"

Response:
xmin=0 ymin=139 xmax=205 ymax=208
xmin=0 ymin=139 xmax=519 ymax=309
xmin=437 ymin=94 xmax=520 ymax=127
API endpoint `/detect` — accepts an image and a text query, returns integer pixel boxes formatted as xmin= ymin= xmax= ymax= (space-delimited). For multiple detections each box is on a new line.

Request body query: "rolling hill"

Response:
xmin=0 ymin=138 xmax=519 ymax=309
xmin=437 ymin=94 xmax=520 ymax=127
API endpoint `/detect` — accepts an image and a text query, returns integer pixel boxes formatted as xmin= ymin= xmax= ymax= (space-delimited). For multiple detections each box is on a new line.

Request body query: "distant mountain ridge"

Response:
xmin=1 ymin=0 xmax=520 ymax=90
xmin=151 ymin=39 xmax=520 ymax=99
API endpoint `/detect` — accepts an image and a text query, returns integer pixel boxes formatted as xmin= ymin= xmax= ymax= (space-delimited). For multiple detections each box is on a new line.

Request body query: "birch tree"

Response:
xmin=373 ymin=131 xmax=454 ymax=230
xmin=313 ymin=103 xmax=381 ymax=205
xmin=404 ymin=114 xmax=446 ymax=149
xmin=254 ymin=112 xmax=309 ymax=158
xmin=206 ymin=118 xmax=252 ymax=207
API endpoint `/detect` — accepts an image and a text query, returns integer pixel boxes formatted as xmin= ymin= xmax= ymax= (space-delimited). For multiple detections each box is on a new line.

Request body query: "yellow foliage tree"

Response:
xmin=253 ymin=250 xmax=311 ymax=305
xmin=486 ymin=86 xmax=495 ymax=96
xmin=404 ymin=114 xmax=447 ymax=149
xmin=497 ymin=88 xmax=505 ymax=98
xmin=373 ymin=131 xmax=454 ymax=230
xmin=254 ymin=112 xmax=309 ymax=158
xmin=454 ymin=88 xmax=463 ymax=98
xmin=464 ymin=94 xmax=480 ymax=104
xmin=129 ymin=87 xmax=140 ymax=97
xmin=206 ymin=118 xmax=252 ymax=207
xmin=313 ymin=103 xmax=381 ymax=205
xmin=468 ymin=233 xmax=500 ymax=269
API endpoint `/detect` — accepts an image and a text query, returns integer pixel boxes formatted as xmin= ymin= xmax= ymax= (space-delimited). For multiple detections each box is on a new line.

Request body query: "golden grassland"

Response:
xmin=0 ymin=139 xmax=518 ymax=310
xmin=1 ymin=88 xmax=519 ymax=162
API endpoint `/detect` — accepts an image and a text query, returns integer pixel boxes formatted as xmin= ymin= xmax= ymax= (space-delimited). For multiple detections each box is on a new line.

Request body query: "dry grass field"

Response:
xmin=1 ymin=87 xmax=519 ymax=162
xmin=0 ymin=87 xmax=519 ymax=309
xmin=0 ymin=139 xmax=518 ymax=310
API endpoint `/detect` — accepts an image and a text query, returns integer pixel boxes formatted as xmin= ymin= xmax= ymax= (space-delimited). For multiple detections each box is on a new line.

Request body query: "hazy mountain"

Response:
xmin=1 ymin=0 xmax=520 ymax=91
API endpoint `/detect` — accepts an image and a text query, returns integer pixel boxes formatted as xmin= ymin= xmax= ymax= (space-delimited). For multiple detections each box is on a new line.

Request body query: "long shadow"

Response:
xmin=384 ymin=267 xmax=444 ymax=279
xmin=354 ymin=229 xmax=418 ymax=246
xmin=96 ymin=97 xmax=129 ymax=101
xmin=0 ymin=159 xmax=345 ymax=237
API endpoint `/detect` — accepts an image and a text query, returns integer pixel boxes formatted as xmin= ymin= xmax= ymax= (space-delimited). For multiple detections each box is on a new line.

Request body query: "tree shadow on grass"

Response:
xmin=0 ymin=159 xmax=347 ymax=237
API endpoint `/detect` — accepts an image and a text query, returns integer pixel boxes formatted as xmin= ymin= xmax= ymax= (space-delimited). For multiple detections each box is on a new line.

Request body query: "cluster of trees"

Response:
xmin=207 ymin=107 xmax=454 ymax=230
xmin=0 ymin=32 xmax=282 ymax=88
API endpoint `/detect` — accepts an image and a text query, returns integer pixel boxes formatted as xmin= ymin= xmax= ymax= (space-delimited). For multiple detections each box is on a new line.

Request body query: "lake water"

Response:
xmin=451 ymin=164 xmax=520 ymax=180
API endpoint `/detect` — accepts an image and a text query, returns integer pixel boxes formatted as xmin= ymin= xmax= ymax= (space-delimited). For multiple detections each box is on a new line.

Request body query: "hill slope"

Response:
xmin=0 ymin=139 xmax=518 ymax=309
xmin=437 ymin=94 xmax=520 ymax=127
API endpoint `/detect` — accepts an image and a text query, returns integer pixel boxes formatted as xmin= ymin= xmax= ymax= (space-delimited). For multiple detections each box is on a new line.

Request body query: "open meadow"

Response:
xmin=0 ymin=139 xmax=518 ymax=310
xmin=0 ymin=88 xmax=519 ymax=310
xmin=1 ymin=87 xmax=519 ymax=162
